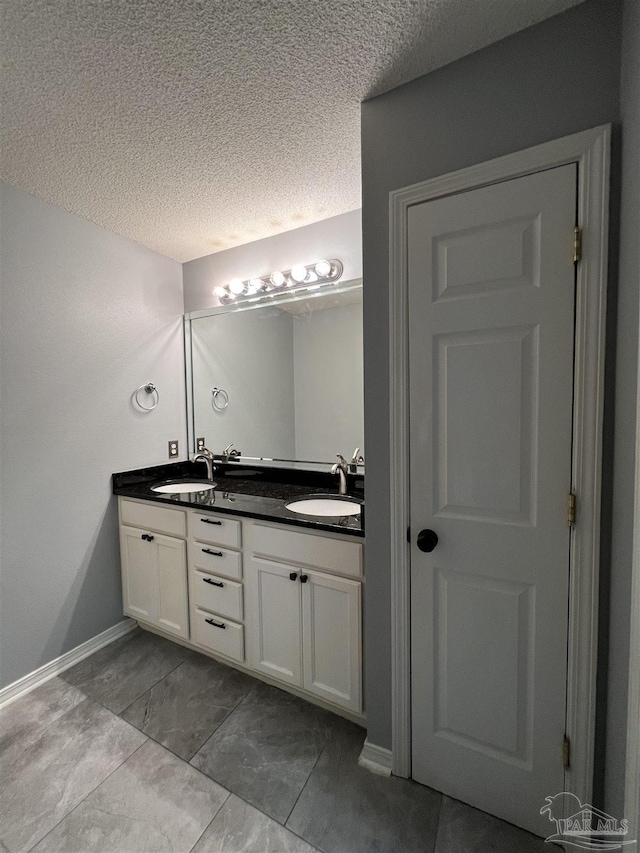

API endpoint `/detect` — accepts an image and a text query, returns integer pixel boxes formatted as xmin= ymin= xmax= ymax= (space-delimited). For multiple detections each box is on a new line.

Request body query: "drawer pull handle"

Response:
xmin=205 ymin=618 xmax=226 ymax=629
xmin=203 ymin=577 xmax=224 ymax=587
xmin=202 ymin=548 xmax=223 ymax=557
xmin=289 ymin=572 xmax=298 ymax=581
xmin=141 ymin=534 xmax=155 ymax=542
xmin=300 ymin=574 xmax=308 ymax=583
xmin=200 ymin=518 xmax=222 ymax=525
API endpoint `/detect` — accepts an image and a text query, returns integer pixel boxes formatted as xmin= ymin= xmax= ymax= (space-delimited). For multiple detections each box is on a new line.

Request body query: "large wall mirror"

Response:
xmin=185 ymin=279 xmax=363 ymax=468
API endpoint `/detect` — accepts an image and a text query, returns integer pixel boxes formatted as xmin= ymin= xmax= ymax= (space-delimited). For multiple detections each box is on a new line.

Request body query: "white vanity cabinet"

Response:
xmin=119 ymin=503 xmax=189 ymax=640
xmin=247 ymin=523 xmax=362 ymax=714
xmin=117 ymin=496 xmax=364 ymax=720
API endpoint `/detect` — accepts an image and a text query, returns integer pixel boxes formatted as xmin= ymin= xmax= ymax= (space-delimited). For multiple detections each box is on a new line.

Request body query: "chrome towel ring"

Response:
xmin=212 ymin=387 xmax=229 ymax=410
xmin=134 ymin=383 xmax=159 ymax=411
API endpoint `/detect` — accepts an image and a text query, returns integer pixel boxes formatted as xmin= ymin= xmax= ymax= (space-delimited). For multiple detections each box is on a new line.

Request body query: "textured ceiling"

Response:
xmin=2 ymin=0 xmax=582 ymax=262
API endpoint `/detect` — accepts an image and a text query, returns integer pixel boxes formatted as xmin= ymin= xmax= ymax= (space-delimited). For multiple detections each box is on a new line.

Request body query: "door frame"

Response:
xmin=388 ymin=125 xmax=611 ymax=808
xmin=625 ymin=318 xmax=640 ymax=842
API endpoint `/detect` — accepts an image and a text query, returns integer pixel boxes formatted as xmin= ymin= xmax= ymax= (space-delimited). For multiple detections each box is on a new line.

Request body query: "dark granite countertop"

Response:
xmin=112 ymin=461 xmax=364 ymax=537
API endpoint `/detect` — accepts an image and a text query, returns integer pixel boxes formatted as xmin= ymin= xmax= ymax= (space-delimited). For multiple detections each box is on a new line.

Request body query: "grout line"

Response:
xmin=188 ymin=681 xmax=261 ymax=762
xmin=115 ymin=653 xmax=192 ymax=719
xmin=24 ymin=738 xmax=150 ymax=852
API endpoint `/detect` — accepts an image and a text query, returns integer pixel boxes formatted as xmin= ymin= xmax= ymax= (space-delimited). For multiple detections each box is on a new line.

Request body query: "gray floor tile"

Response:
xmin=434 ymin=796 xmax=547 ymax=853
xmin=60 ymin=627 xmax=190 ymax=713
xmin=0 ymin=678 xmax=86 ymax=755
xmin=0 ymin=698 xmax=146 ymax=853
xmin=32 ymin=739 xmax=229 ymax=853
xmin=287 ymin=722 xmax=442 ymax=853
xmin=192 ymin=794 xmax=318 ymax=853
xmin=191 ymin=682 xmax=350 ymax=825
xmin=121 ymin=653 xmax=254 ymax=760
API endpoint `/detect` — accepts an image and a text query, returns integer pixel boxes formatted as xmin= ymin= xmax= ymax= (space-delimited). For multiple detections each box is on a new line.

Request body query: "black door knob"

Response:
xmin=417 ymin=529 xmax=438 ymax=552
xmin=289 ymin=572 xmax=298 ymax=581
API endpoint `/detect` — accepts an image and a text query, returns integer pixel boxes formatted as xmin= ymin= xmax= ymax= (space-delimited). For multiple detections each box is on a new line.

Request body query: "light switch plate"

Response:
xmin=196 ymin=437 xmax=206 ymax=452
xmin=168 ymin=440 xmax=179 ymax=458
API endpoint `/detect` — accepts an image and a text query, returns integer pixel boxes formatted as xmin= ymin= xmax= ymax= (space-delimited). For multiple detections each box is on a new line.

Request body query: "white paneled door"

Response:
xmin=408 ymin=165 xmax=577 ymax=837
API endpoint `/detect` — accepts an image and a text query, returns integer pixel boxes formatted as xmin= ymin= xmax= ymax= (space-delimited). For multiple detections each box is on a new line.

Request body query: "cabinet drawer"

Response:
xmin=189 ymin=512 xmax=241 ymax=548
xmin=191 ymin=570 xmax=243 ymax=622
xmin=252 ymin=524 xmax=362 ymax=578
xmin=190 ymin=541 xmax=243 ymax=580
xmin=120 ymin=499 xmax=186 ymax=538
xmin=192 ymin=606 xmax=244 ymax=663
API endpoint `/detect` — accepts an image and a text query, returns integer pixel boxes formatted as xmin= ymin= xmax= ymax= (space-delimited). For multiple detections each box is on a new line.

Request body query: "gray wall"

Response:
xmin=183 ymin=209 xmax=362 ymax=314
xmin=606 ymin=0 xmax=640 ymax=816
xmin=0 ymin=182 xmax=185 ymax=689
xmin=293 ymin=301 xmax=364 ymax=462
xmin=360 ymin=0 xmax=623 ymax=776
xmin=191 ymin=307 xmax=295 ymax=459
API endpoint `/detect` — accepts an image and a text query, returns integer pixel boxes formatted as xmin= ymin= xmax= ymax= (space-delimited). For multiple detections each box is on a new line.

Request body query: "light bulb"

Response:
xmin=228 ymin=279 xmax=245 ymax=295
xmin=291 ymin=264 xmax=308 ymax=283
xmin=315 ymin=260 xmax=331 ymax=277
xmin=271 ymin=271 xmax=285 ymax=287
xmin=213 ymin=285 xmax=227 ymax=298
xmin=248 ymin=278 xmax=264 ymax=293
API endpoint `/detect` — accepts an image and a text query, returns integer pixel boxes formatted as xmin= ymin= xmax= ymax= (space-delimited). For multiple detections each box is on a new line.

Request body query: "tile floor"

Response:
xmin=1 ymin=628 xmax=548 ymax=853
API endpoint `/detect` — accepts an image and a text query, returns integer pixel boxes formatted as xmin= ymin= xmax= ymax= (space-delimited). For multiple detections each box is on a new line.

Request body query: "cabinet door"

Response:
xmin=120 ymin=525 xmax=188 ymax=640
xmin=156 ymin=534 xmax=188 ymax=639
xmin=246 ymin=558 xmax=302 ymax=686
xmin=120 ymin=525 xmax=158 ymax=624
xmin=302 ymin=571 xmax=362 ymax=713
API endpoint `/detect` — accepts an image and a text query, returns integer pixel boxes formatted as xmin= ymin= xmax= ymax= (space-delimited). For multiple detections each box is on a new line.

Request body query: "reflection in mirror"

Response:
xmin=186 ymin=280 xmax=363 ymax=466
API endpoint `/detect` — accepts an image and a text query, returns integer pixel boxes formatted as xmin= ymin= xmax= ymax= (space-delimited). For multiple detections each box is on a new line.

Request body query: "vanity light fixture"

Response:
xmin=212 ymin=259 xmax=343 ymax=304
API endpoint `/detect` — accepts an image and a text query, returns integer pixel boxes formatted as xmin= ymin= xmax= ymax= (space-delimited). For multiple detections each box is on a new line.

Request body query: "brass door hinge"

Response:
xmin=568 ymin=492 xmax=577 ymax=526
xmin=563 ymin=734 xmax=571 ymax=770
xmin=573 ymin=227 xmax=582 ymax=263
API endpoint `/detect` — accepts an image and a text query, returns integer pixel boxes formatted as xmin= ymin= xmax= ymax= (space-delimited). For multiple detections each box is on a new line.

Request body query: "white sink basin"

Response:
xmin=286 ymin=497 xmax=362 ymax=517
xmin=151 ymin=480 xmax=216 ymax=494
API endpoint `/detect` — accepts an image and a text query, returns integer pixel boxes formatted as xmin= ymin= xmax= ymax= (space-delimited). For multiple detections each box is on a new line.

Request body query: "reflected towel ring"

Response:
xmin=134 ymin=383 xmax=159 ymax=411
xmin=212 ymin=387 xmax=229 ymax=410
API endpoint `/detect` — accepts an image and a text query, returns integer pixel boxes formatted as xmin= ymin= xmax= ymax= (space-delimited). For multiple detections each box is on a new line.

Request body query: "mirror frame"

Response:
xmin=184 ymin=278 xmax=364 ymax=471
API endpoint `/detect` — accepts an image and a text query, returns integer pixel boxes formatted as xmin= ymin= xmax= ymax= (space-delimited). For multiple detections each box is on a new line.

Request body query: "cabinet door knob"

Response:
xmin=417 ymin=529 xmax=438 ymax=552
xmin=141 ymin=534 xmax=154 ymax=542
xmin=300 ymin=574 xmax=308 ymax=583
xmin=289 ymin=572 xmax=298 ymax=581
xmin=205 ymin=618 xmax=226 ymax=629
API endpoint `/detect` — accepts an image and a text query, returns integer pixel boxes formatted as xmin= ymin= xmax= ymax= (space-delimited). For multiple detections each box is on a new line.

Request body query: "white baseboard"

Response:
xmin=0 ymin=618 xmax=136 ymax=709
xmin=358 ymin=738 xmax=393 ymax=777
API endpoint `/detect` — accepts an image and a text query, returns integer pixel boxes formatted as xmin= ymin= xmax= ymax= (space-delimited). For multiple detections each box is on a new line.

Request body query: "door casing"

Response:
xmin=388 ymin=125 xmax=611 ymax=810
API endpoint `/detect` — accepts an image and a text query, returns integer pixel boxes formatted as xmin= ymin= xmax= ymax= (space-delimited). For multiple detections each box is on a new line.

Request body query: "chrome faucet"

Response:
xmin=349 ymin=447 xmax=364 ymax=473
xmin=194 ymin=448 xmax=216 ymax=481
xmin=222 ymin=443 xmax=241 ymax=458
xmin=331 ymin=454 xmax=349 ymax=495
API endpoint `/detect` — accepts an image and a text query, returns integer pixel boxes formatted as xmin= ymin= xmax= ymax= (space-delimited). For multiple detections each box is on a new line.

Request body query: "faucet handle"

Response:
xmin=336 ymin=453 xmax=348 ymax=467
xmin=349 ymin=448 xmax=364 ymax=472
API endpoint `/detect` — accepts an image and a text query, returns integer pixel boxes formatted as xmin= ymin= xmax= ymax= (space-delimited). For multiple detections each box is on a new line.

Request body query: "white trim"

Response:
xmin=358 ymin=739 xmax=393 ymax=777
xmin=624 ymin=299 xmax=640 ymax=842
xmin=0 ymin=618 xmax=136 ymax=709
xmin=389 ymin=124 xmax=610 ymax=802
